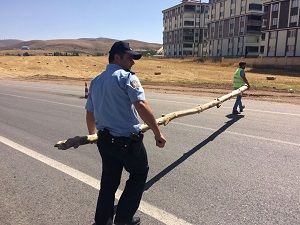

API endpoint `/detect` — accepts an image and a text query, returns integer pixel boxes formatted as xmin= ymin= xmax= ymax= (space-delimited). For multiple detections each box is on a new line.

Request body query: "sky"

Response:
xmin=0 ymin=0 xmax=184 ymax=44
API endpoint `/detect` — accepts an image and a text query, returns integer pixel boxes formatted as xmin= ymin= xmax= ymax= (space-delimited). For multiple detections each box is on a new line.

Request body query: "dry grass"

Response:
xmin=0 ymin=56 xmax=300 ymax=93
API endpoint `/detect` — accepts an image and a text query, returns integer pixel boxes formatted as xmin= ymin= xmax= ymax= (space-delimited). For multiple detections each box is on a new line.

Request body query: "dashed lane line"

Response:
xmin=1 ymin=92 xmax=300 ymax=117
xmin=173 ymin=122 xmax=300 ymax=148
xmin=0 ymin=135 xmax=194 ymax=225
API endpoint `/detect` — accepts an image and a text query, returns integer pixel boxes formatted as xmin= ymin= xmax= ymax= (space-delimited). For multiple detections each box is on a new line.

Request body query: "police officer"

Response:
xmin=85 ymin=41 xmax=166 ymax=225
xmin=232 ymin=61 xmax=250 ymax=114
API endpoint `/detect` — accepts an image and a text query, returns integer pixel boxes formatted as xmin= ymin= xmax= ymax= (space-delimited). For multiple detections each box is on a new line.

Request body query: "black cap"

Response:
xmin=109 ymin=41 xmax=142 ymax=60
xmin=239 ymin=60 xmax=246 ymax=67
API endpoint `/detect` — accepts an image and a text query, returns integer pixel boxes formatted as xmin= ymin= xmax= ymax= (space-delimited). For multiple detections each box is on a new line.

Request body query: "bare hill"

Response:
xmin=0 ymin=39 xmax=23 ymax=48
xmin=0 ymin=38 xmax=162 ymax=54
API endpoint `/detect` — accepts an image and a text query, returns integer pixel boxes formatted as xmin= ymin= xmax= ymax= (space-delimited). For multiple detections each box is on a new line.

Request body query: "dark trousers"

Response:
xmin=95 ymin=130 xmax=149 ymax=225
xmin=233 ymin=94 xmax=243 ymax=111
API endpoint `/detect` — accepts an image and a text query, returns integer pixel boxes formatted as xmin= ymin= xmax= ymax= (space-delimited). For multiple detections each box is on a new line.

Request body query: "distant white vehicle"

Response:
xmin=21 ymin=46 xmax=30 ymax=50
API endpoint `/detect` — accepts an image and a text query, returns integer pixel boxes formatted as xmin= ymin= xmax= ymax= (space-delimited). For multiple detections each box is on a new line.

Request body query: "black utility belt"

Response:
xmin=98 ymin=129 xmax=143 ymax=143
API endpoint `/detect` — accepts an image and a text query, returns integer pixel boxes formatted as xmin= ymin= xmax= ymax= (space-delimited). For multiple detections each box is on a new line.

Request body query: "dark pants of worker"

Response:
xmin=233 ymin=94 xmax=243 ymax=111
xmin=95 ymin=130 xmax=149 ymax=225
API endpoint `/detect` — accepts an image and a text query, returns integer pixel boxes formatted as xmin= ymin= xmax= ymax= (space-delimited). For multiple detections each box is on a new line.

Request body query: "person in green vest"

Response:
xmin=232 ymin=61 xmax=250 ymax=114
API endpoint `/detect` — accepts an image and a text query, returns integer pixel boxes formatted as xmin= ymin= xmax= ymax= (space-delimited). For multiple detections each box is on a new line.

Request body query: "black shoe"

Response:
xmin=114 ymin=216 xmax=141 ymax=225
xmin=232 ymin=110 xmax=240 ymax=115
xmin=240 ymin=105 xmax=245 ymax=112
xmin=93 ymin=218 xmax=113 ymax=225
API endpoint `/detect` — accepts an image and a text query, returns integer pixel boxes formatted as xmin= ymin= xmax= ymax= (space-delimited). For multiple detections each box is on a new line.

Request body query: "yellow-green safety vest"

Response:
xmin=233 ymin=68 xmax=245 ymax=89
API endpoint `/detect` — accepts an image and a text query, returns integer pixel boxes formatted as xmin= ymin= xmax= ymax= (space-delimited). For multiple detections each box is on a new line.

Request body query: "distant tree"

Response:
xmin=23 ymin=52 xmax=30 ymax=56
xmin=141 ymin=50 xmax=156 ymax=56
xmin=95 ymin=52 xmax=105 ymax=56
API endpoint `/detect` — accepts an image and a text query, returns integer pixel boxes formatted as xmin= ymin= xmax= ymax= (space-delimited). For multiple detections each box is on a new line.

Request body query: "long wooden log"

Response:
xmin=54 ymin=85 xmax=249 ymax=150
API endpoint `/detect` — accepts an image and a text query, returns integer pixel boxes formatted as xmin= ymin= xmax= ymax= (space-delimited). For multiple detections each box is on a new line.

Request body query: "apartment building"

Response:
xmin=207 ymin=0 xmax=263 ymax=57
xmin=162 ymin=0 xmax=209 ymax=57
xmin=260 ymin=0 xmax=300 ymax=56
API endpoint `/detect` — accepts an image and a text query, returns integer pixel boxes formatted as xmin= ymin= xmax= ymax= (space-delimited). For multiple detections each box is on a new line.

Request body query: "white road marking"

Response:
xmin=0 ymin=136 xmax=194 ymax=225
xmin=173 ymin=122 xmax=300 ymax=147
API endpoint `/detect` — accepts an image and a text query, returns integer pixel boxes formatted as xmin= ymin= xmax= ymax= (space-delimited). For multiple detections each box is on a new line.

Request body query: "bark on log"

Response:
xmin=54 ymin=85 xmax=248 ymax=150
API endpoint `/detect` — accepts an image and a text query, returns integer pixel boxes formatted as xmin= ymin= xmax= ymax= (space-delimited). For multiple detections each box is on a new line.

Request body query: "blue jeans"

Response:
xmin=233 ymin=94 xmax=243 ymax=111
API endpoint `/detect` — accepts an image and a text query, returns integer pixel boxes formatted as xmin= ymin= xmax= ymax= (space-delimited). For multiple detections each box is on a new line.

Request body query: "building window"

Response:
xmin=219 ymin=24 xmax=223 ymax=37
xmin=220 ymin=2 xmax=224 ymax=8
xmin=261 ymin=33 xmax=266 ymax=41
xmin=230 ymin=8 xmax=235 ymax=16
xmin=262 ymin=19 xmax=268 ymax=28
xmin=290 ymin=15 xmax=297 ymax=24
xmin=184 ymin=5 xmax=196 ymax=12
xmin=264 ymin=5 xmax=269 ymax=12
xmin=240 ymin=16 xmax=245 ymax=33
xmin=184 ymin=21 xmax=194 ymax=26
xmin=288 ymin=29 xmax=296 ymax=38
xmin=241 ymin=16 xmax=246 ymax=22
xmin=272 ymin=3 xmax=279 ymax=11
xmin=231 ymin=0 xmax=235 ymax=4
xmin=249 ymin=3 xmax=262 ymax=11
xmin=270 ymin=31 xmax=277 ymax=39
xmin=291 ymin=0 xmax=298 ymax=8
xmin=183 ymin=43 xmax=193 ymax=48
xmin=241 ymin=5 xmax=246 ymax=12
xmin=229 ymin=19 xmax=234 ymax=34
xmin=272 ymin=18 xmax=278 ymax=26
xmin=220 ymin=11 xmax=224 ymax=17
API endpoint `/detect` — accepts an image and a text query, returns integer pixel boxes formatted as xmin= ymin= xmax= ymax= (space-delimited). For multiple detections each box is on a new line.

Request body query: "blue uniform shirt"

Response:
xmin=85 ymin=64 xmax=145 ymax=137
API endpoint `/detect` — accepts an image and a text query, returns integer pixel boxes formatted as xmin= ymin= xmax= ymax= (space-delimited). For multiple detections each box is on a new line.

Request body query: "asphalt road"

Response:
xmin=1 ymin=80 xmax=300 ymax=225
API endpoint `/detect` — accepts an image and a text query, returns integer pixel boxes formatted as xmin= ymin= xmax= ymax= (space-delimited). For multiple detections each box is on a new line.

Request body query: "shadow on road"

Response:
xmin=144 ymin=114 xmax=244 ymax=191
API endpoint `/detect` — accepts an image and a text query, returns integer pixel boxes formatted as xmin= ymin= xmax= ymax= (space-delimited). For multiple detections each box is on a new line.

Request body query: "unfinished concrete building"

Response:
xmin=207 ymin=0 xmax=263 ymax=57
xmin=260 ymin=0 xmax=300 ymax=56
xmin=162 ymin=0 xmax=210 ymax=57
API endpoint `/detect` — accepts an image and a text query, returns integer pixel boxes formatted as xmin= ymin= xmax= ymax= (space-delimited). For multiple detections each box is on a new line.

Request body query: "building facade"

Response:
xmin=260 ymin=0 xmax=300 ymax=56
xmin=207 ymin=0 xmax=263 ymax=57
xmin=162 ymin=0 xmax=209 ymax=57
